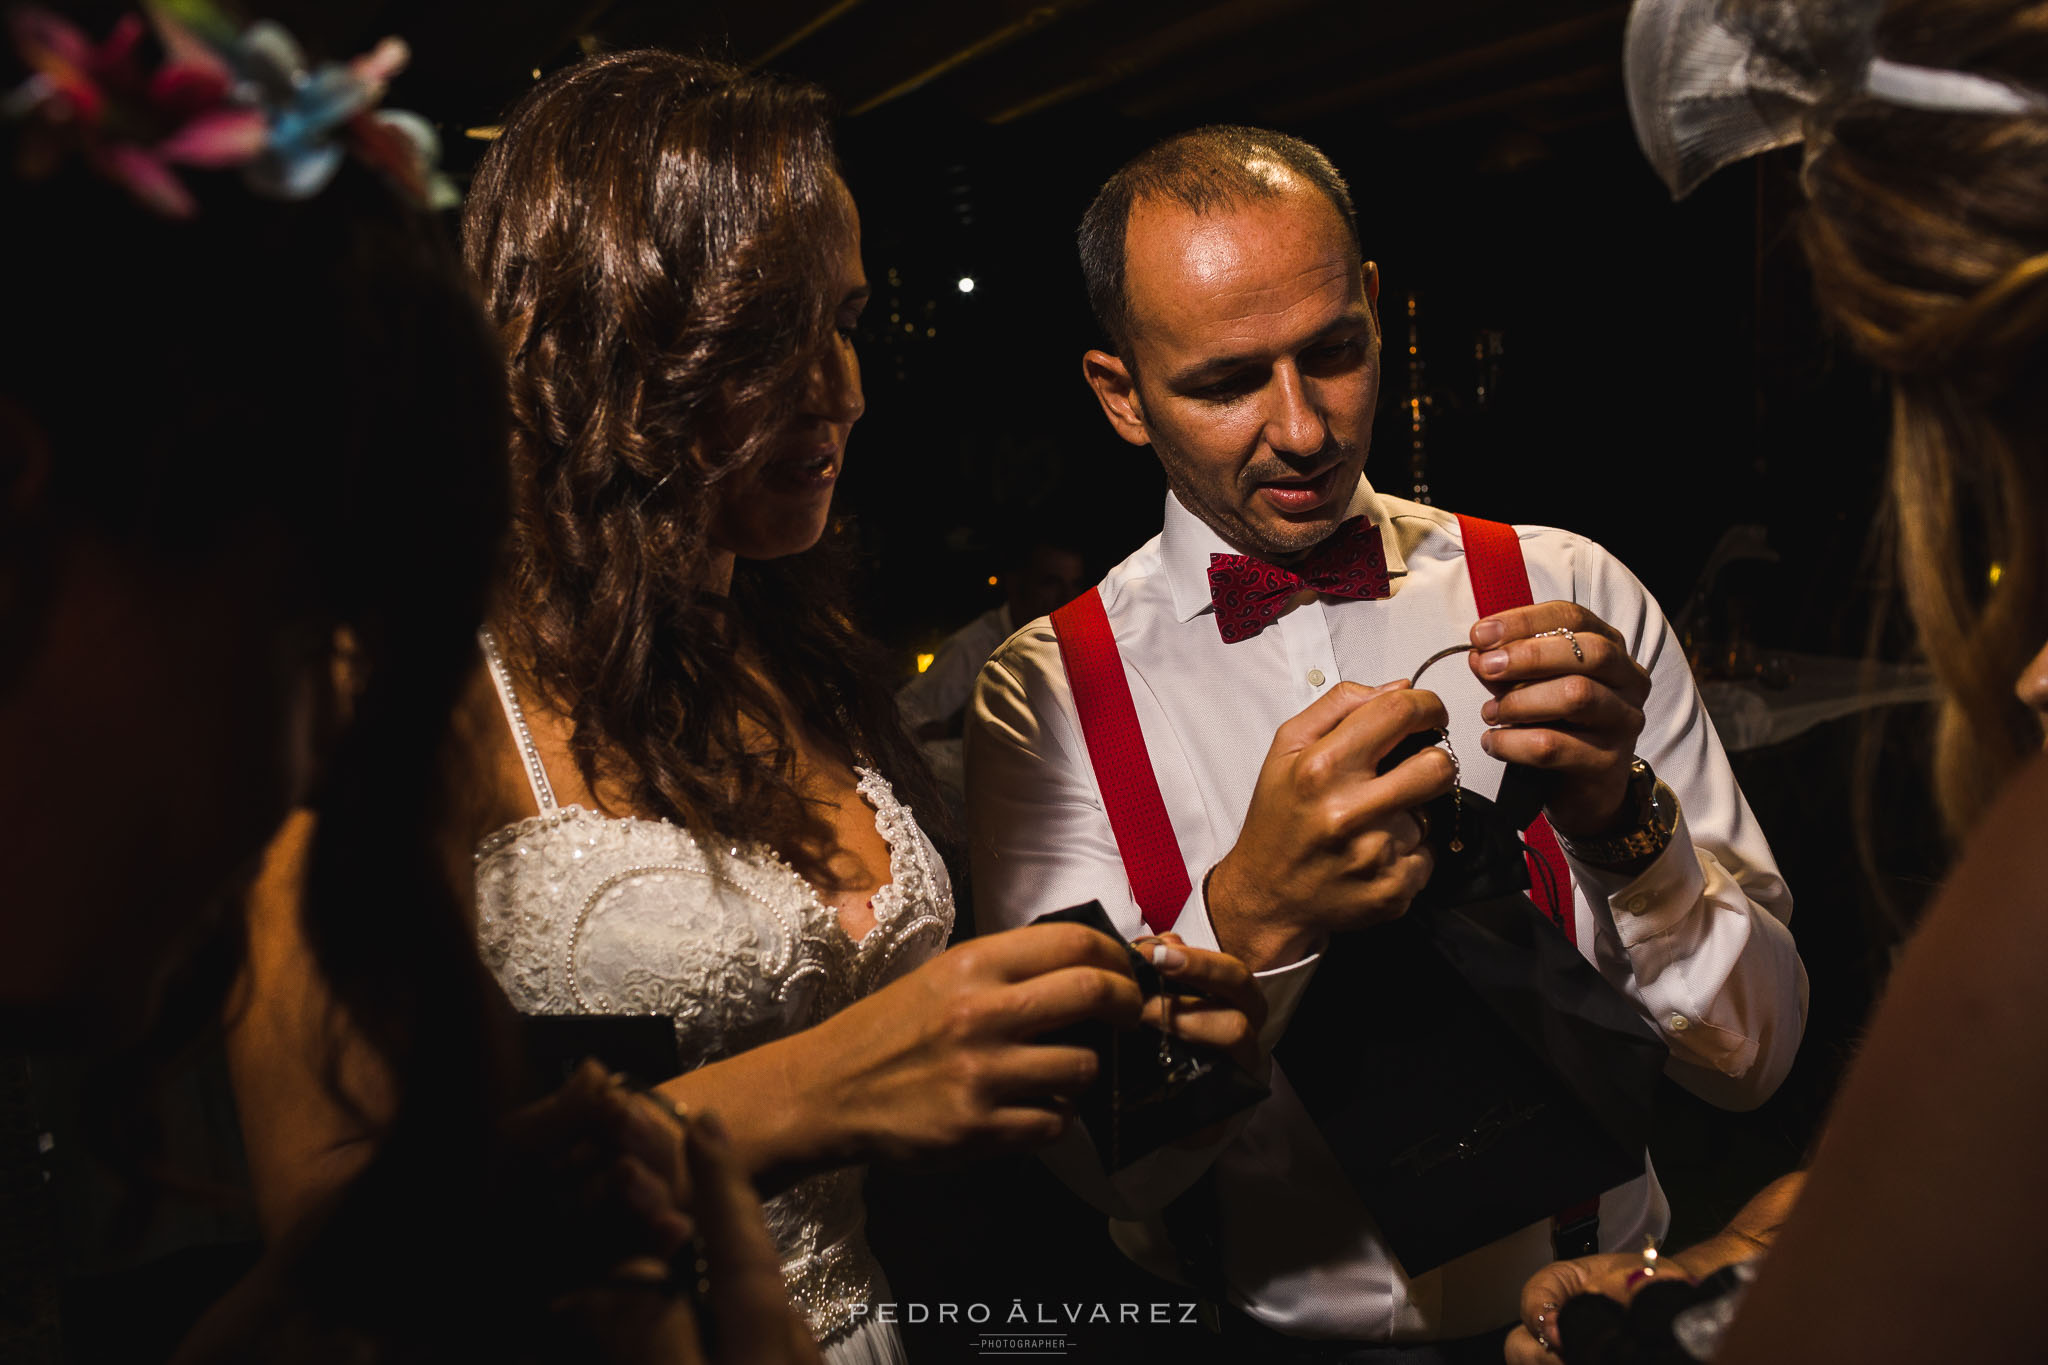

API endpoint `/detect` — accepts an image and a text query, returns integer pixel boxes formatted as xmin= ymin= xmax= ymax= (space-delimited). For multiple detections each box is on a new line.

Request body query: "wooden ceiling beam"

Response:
xmin=753 ymin=0 xmax=870 ymax=66
xmin=1258 ymin=5 xmax=1624 ymax=123
xmin=974 ymin=0 xmax=1320 ymax=124
xmin=1391 ymin=59 xmax=1619 ymax=130
xmin=846 ymin=0 xmax=1105 ymax=114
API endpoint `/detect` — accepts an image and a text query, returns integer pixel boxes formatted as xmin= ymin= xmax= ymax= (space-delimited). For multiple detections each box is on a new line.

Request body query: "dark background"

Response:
xmin=272 ymin=0 xmax=1899 ymax=661
xmin=39 ymin=3 xmax=1955 ymax=1360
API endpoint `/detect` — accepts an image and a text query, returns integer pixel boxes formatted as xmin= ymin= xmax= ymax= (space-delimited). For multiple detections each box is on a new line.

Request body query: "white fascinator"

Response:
xmin=1624 ymin=0 xmax=2048 ymax=198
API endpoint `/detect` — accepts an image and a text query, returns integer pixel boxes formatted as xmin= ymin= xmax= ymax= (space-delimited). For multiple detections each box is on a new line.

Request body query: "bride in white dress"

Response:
xmin=452 ymin=48 xmax=1262 ymax=1365
xmin=220 ymin=49 xmax=1258 ymax=1365
xmin=472 ymin=619 xmax=957 ymax=1363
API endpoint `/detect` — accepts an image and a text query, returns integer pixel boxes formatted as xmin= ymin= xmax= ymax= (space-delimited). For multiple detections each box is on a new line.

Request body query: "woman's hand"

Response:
xmin=1132 ymin=932 xmax=1265 ymax=1074
xmin=548 ymin=1108 xmax=823 ymax=1365
xmin=1506 ymin=1250 xmax=1644 ymax=1362
xmin=800 ymin=921 xmax=1145 ymax=1165
xmin=1506 ymin=1173 xmax=1802 ymax=1360
xmin=492 ymin=1061 xmax=700 ymax=1283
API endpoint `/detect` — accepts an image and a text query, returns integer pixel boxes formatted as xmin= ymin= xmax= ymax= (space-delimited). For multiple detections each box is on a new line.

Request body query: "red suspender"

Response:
xmin=1055 ymin=525 xmax=1594 ymax=1248
xmin=1456 ymin=514 xmax=1576 ymax=944
xmin=1049 ymin=589 xmax=1192 ymax=934
xmin=1050 ymin=519 xmax=1575 ymax=945
xmin=1455 ymin=515 xmax=1599 ymax=1248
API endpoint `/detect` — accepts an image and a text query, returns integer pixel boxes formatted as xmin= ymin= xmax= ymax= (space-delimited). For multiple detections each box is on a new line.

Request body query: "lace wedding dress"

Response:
xmin=471 ymin=634 xmax=952 ymax=1365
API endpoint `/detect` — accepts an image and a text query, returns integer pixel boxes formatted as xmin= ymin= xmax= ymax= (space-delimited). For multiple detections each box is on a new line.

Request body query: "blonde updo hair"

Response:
xmin=1797 ymin=0 xmax=2048 ymax=837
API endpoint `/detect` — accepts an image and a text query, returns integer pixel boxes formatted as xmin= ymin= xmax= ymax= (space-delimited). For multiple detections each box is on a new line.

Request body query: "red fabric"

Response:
xmin=1207 ymin=516 xmax=1393 ymax=643
xmin=1050 ymin=589 xmax=1192 ymax=934
xmin=1458 ymin=516 xmax=1601 ymax=1242
xmin=1457 ymin=514 xmax=1576 ymax=945
xmin=1055 ymin=518 xmax=1597 ymax=1242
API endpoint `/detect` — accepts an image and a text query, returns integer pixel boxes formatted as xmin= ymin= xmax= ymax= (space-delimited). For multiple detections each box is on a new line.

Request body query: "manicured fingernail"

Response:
xmin=1480 ymin=730 xmax=1498 ymax=756
xmin=1472 ymin=620 xmax=1504 ymax=647
xmin=1151 ymin=945 xmax=1188 ymax=970
xmin=1480 ymin=699 xmax=1498 ymax=724
xmin=1479 ymin=649 xmax=1510 ymax=676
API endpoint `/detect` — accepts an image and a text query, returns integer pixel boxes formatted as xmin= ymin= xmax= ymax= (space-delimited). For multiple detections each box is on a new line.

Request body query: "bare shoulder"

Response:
xmin=447 ymin=659 xmax=546 ymax=847
xmin=1716 ymin=752 xmax=2048 ymax=1363
xmin=226 ymin=811 xmax=395 ymax=1236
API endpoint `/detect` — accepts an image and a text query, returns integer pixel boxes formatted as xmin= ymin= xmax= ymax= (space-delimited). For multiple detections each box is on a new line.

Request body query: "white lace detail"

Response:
xmin=470 ymin=644 xmax=953 ymax=1346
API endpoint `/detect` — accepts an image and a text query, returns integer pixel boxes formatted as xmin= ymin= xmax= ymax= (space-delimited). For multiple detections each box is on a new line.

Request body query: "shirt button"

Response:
xmin=1625 ymin=894 xmax=1649 ymax=913
xmin=1669 ymin=1014 xmax=1691 ymax=1032
xmin=1307 ymin=668 xmax=1326 ymax=687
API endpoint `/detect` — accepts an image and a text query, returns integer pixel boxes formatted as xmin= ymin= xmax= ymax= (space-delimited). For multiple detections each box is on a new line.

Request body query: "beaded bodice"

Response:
xmin=471 ymin=634 xmax=953 ymax=1344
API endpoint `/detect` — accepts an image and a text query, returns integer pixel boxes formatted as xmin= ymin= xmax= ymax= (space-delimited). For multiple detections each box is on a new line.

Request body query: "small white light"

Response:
xmin=957 ymin=276 xmax=976 ymax=294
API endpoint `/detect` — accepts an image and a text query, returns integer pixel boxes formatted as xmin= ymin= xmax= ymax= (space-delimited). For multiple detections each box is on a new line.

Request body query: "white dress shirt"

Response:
xmin=965 ymin=476 xmax=1808 ymax=1342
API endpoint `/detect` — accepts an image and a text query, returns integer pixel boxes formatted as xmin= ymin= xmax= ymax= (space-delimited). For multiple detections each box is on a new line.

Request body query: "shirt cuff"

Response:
xmin=1170 ymin=863 xmax=1323 ymax=1052
xmin=1565 ymin=806 xmax=1709 ymax=950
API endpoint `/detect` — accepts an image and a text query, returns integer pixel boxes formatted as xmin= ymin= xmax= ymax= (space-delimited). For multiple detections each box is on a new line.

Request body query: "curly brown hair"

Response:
xmin=1794 ymin=0 xmax=2048 ymax=839
xmin=462 ymin=49 xmax=946 ymax=885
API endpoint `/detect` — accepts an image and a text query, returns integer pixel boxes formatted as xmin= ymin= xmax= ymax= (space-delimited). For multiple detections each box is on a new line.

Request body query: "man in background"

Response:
xmin=901 ymin=535 xmax=1085 ymax=800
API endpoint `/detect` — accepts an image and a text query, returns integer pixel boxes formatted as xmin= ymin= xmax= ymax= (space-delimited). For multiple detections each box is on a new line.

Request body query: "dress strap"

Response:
xmin=477 ymin=629 xmax=558 ymax=815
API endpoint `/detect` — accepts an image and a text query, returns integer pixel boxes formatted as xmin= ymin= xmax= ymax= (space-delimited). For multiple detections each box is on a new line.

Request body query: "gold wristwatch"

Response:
xmin=1554 ymin=758 xmax=1677 ymax=868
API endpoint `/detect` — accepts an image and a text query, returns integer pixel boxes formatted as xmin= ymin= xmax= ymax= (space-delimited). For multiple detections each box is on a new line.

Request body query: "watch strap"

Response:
xmin=1554 ymin=760 xmax=1676 ymax=867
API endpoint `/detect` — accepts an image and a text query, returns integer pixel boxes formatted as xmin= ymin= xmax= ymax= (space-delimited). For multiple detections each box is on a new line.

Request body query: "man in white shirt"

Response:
xmin=900 ymin=537 xmax=1088 ymax=740
xmin=900 ymin=537 xmax=1086 ymax=802
xmin=965 ymin=126 xmax=1807 ymax=1357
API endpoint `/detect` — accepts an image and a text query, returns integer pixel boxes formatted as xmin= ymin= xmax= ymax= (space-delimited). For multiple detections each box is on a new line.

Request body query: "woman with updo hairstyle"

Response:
xmin=1505 ymin=2 xmax=2048 ymax=1361
xmin=231 ymin=47 xmax=1263 ymax=1365
xmin=1716 ymin=3 xmax=2048 ymax=1356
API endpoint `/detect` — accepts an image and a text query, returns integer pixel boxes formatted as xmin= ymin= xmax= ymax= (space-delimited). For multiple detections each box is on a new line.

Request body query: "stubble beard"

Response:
xmin=1154 ymin=430 xmax=1364 ymax=564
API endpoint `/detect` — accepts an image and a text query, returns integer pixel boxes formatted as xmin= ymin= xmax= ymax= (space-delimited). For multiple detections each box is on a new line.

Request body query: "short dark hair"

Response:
xmin=1077 ymin=125 xmax=1360 ymax=357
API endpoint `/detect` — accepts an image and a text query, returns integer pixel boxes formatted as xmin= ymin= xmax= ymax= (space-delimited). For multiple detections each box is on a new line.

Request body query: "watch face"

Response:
xmin=1648 ymin=779 xmax=1678 ymax=837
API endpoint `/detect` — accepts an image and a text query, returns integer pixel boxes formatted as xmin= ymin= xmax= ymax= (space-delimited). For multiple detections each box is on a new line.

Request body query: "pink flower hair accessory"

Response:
xmin=6 ymin=0 xmax=454 ymax=218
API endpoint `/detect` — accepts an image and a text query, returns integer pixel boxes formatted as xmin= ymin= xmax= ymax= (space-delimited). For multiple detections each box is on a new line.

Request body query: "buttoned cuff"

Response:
xmin=1565 ymin=805 xmax=1708 ymax=950
xmin=1172 ymin=864 xmax=1323 ymax=1052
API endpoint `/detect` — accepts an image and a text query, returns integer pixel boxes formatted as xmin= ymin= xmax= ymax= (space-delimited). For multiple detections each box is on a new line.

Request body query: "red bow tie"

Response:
xmin=1207 ymin=516 xmax=1392 ymax=643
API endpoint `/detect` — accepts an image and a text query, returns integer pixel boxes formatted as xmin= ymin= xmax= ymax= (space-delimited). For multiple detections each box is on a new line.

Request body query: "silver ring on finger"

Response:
xmin=1534 ymin=626 xmax=1584 ymax=662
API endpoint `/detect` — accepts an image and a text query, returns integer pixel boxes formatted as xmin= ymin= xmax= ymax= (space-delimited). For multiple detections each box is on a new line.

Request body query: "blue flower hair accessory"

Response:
xmin=7 ymin=0 xmax=456 ymax=217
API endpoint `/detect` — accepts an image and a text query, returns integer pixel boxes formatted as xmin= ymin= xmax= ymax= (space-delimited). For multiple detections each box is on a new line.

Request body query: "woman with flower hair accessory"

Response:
xmin=3 ymin=8 xmax=819 ymax=1363
xmin=1507 ymin=1 xmax=2048 ymax=1361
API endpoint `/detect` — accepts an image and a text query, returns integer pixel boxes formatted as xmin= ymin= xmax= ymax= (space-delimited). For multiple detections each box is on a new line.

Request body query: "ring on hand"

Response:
xmin=1412 ymin=807 xmax=1432 ymax=847
xmin=1534 ymin=627 xmax=1584 ymax=662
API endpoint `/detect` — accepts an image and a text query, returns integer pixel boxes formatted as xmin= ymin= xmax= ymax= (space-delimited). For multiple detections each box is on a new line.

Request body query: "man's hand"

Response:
xmin=1207 ymin=681 xmax=1455 ymax=971
xmin=1468 ymin=603 xmax=1651 ymax=838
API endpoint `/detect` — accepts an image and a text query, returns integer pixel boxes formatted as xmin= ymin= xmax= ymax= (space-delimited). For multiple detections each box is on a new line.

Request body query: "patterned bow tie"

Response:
xmin=1207 ymin=516 xmax=1392 ymax=643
